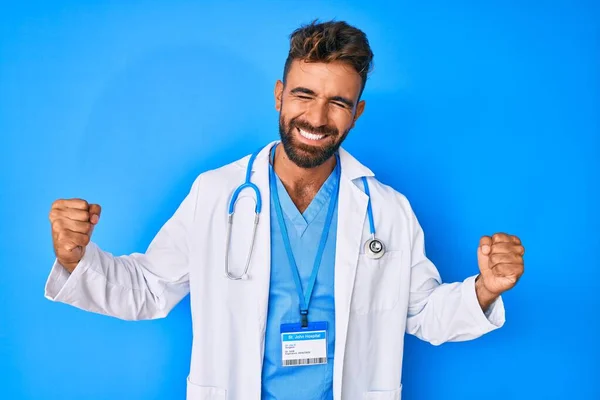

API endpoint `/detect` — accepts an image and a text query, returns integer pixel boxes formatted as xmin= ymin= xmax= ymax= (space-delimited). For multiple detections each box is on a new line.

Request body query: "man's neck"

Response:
xmin=273 ymin=143 xmax=337 ymax=213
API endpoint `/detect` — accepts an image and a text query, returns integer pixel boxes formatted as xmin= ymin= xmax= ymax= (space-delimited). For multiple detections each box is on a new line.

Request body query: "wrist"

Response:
xmin=475 ymin=275 xmax=499 ymax=312
xmin=57 ymin=245 xmax=86 ymax=273
xmin=58 ymin=260 xmax=79 ymax=274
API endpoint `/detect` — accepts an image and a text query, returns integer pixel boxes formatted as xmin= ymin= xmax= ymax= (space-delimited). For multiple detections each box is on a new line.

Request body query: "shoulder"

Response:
xmin=190 ymin=142 xmax=273 ymax=191
xmin=193 ymin=155 xmax=248 ymax=190
xmin=359 ymin=176 xmax=415 ymax=218
xmin=182 ymin=148 xmax=256 ymax=191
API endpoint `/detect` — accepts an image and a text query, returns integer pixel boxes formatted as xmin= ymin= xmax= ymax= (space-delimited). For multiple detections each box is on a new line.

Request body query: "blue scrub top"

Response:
xmin=261 ymin=154 xmax=339 ymax=399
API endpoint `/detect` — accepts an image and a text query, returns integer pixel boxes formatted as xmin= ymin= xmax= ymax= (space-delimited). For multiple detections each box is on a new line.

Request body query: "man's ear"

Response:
xmin=351 ymin=100 xmax=366 ymax=129
xmin=274 ymin=80 xmax=284 ymax=111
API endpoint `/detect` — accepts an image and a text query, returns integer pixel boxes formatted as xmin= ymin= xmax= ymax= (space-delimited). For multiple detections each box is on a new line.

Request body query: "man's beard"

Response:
xmin=278 ymin=113 xmax=349 ymax=169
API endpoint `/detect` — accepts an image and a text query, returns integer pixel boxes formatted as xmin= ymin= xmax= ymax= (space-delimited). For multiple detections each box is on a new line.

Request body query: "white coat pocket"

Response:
xmin=363 ymin=386 xmax=402 ymax=400
xmin=351 ymin=250 xmax=404 ymax=314
xmin=186 ymin=378 xmax=227 ymax=400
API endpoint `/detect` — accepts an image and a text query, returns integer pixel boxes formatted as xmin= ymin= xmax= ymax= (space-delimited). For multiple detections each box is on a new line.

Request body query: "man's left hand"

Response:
xmin=476 ymin=233 xmax=525 ymax=310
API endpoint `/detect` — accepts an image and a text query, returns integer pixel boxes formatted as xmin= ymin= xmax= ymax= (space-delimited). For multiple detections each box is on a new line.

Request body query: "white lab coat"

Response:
xmin=45 ymin=141 xmax=504 ymax=400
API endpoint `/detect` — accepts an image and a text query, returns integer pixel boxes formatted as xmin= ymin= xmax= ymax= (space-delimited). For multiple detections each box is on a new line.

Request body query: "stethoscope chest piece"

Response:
xmin=364 ymin=237 xmax=385 ymax=259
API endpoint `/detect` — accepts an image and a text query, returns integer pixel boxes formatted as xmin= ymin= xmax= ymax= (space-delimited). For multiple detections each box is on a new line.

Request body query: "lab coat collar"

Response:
xmin=238 ymin=140 xmax=375 ymax=181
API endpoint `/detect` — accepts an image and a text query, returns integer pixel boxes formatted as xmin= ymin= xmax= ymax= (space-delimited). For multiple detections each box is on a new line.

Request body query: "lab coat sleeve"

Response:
xmin=44 ymin=176 xmax=200 ymax=321
xmin=404 ymin=205 xmax=505 ymax=345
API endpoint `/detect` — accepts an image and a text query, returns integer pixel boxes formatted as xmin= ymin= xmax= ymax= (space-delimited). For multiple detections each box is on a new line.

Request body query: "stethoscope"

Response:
xmin=225 ymin=144 xmax=385 ymax=280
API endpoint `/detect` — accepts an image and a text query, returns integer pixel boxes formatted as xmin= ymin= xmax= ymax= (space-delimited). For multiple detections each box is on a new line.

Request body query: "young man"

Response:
xmin=46 ymin=20 xmax=525 ymax=400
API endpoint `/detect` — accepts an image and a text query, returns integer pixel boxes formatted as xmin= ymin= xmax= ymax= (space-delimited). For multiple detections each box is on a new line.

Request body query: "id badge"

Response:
xmin=280 ymin=321 xmax=327 ymax=367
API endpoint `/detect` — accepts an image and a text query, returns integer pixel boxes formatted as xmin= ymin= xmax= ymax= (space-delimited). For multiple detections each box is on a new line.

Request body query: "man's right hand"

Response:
xmin=49 ymin=199 xmax=102 ymax=273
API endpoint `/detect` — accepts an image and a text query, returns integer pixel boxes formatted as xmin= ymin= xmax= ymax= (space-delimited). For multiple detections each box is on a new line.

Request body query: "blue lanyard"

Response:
xmin=269 ymin=147 xmax=341 ymax=328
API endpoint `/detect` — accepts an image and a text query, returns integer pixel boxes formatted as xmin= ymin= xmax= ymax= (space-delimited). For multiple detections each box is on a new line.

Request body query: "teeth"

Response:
xmin=298 ymin=128 xmax=324 ymax=141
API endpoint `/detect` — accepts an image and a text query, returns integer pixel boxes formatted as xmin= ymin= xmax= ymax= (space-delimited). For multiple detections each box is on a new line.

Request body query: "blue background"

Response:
xmin=1 ymin=0 xmax=598 ymax=399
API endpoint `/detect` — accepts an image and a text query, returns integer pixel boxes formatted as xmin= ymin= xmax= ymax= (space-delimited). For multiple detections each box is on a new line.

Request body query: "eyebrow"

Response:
xmin=290 ymin=86 xmax=355 ymax=108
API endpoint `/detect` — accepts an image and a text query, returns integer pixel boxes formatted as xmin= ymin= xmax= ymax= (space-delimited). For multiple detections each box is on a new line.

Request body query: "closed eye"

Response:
xmin=289 ymin=87 xmax=354 ymax=108
xmin=330 ymin=96 xmax=354 ymax=109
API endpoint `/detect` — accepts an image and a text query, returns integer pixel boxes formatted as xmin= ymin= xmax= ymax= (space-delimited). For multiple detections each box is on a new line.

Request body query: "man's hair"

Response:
xmin=283 ymin=19 xmax=374 ymax=99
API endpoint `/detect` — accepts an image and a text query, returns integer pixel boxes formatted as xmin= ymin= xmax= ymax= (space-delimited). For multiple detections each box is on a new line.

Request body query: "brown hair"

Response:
xmin=283 ymin=19 xmax=374 ymax=98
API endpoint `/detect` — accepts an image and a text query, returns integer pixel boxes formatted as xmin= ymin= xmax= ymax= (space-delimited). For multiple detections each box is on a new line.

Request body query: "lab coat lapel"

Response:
xmin=246 ymin=143 xmax=274 ymax=363
xmin=333 ymin=170 xmax=369 ymax=400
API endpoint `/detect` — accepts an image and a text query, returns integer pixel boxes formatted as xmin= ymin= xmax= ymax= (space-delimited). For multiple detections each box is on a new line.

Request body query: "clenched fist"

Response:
xmin=476 ymin=232 xmax=525 ymax=310
xmin=49 ymin=199 xmax=102 ymax=273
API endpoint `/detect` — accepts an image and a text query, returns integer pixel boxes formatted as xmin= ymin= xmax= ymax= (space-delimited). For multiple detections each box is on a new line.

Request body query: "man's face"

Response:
xmin=275 ymin=59 xmax=365 ymax=168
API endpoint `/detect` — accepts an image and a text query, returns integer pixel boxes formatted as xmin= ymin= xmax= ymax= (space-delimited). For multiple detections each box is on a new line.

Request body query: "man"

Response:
xmin=46 ymin=20 xmax=525 ymax=400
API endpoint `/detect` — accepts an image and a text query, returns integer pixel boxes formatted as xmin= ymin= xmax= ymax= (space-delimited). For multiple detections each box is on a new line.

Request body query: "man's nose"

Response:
xmin=304 ymin=100 xmax=329 ymax=129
